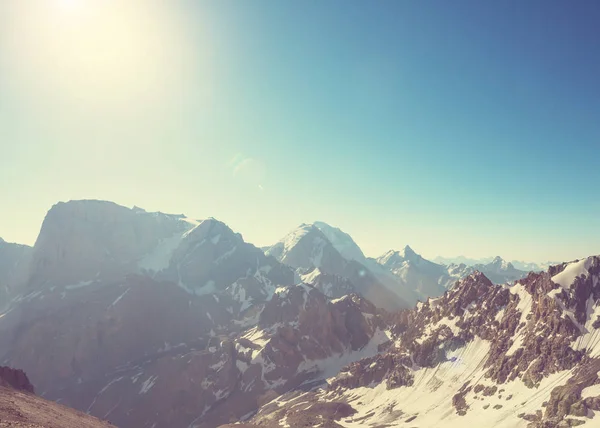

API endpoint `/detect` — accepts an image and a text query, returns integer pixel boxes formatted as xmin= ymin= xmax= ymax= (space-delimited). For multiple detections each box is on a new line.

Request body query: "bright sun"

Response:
xmin=0 ymin=0 xmax=207 ymax=116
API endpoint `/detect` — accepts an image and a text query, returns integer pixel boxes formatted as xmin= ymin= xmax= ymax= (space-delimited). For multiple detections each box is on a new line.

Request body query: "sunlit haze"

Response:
xmin=1 ymin=0 xmax=599 ymax=263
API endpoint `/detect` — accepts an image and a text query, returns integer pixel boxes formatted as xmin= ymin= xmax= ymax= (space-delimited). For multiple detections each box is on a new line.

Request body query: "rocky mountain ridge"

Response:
xmin=1 ymin=199 xmax=596 ymax=428
xmin=230 ymin=256 xmax=600 ymax=427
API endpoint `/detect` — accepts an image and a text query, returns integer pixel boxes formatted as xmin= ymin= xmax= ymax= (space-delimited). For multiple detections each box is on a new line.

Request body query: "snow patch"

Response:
xmin=552 ymin=258 xmax=593 ymax=289
xmin=297 ymin=328 xmax=391 ymax=381
xmin=138 ymin=232 xmax=185 ymax=272
xmin=139 ymin=375 xmax=158 ymax=394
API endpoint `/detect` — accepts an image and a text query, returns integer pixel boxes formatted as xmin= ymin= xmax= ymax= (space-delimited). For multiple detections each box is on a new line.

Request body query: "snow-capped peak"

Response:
xmin=399 ymin=245 xmax=417 ymax=259
xmin=376 ymin=246 xmax=421 ymax=268
xmin=311 ymin=221 xmax=366 ymax=262
xmin=490 ymin=256 xmax=513 ymax=271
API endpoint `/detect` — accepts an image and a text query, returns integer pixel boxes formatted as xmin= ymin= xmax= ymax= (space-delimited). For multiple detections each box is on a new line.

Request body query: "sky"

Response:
xmin=0 ymin=0 xmax=599 ymax=263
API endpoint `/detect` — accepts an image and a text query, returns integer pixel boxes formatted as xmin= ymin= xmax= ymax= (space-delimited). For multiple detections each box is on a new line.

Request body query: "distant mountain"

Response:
xmin=312 ymin=222 xmax=423 ymax=305
xmin=435 ymin=255 xmax=556 ymax=274
xmin=376 ymin=246 xmax=450 ymax=296
xmin=447 ymin=256 xmax=529 ymax=285
xmin=433 ymin=255 xmax=495 ymax=266
xmin=265 ymin=223 xmax=408 ymax=311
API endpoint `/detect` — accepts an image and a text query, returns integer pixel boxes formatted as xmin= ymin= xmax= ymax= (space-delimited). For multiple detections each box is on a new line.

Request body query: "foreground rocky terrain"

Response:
xmin=0 ymin=366 xmax=113 ymax=427
xmin=227 ymin=256 xmax=600 ymax=427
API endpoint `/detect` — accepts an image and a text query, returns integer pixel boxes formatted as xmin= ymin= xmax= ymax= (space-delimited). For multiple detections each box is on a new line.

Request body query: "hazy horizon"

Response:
xmin=1 ymin=1 xmax=599 ymax=262
xmin=0 ymin=197 xmax=579 ymax=265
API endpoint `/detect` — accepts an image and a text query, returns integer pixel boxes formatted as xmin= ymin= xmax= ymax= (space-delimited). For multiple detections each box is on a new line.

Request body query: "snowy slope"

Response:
xmin=233 ymin=256 xmax=600 ymax=428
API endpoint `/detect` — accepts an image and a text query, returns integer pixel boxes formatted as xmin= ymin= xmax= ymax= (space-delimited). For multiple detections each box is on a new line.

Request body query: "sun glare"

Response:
xmin=0 ymin=1 xmax=208 ymax=118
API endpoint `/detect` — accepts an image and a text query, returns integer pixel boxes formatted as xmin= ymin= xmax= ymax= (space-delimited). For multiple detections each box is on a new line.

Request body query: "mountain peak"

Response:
xmin=311 ymin=221 xmax=365 ymax=262
xmin=400 ymin=245 xmax=416 ymax=258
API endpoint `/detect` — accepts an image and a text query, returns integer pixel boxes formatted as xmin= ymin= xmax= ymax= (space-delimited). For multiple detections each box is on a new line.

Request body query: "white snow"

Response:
xmin=300 ymin=268 xmax=322 ymax=284
xmin=581 ymin=384 xmax=600 ymax=399
xmin=87 ymin=376 xmax=124 ymax=412
xmin=309 ymin=237 xmax=326 ymax=268
xmin=312 ymin=221 xmax=365 ymax=262
xmin=109 ymin=288 xmax=130 ymax=307
xmin=297 ymin=328 xmax=392 ymax=380
xmin=334 ymin=338 xmax=577 ymax=428
xmin=331 ymin=295 xmax=350 ymax=304
xmin=416 ymin=316 xmax=461 ymax=344
xmin=505 ymin=283 xmax=533 ymax=356
xmin=214 ymin=245 xmax=237 ymax=264
xmin=138 ymin=232 xmax=185 ymax=272
xmin=180 ymin=279 xmax=217 ymax=296
xmin=509 ymin=283 xmax=533 ymax=328
xmin=571 ymin=297 xmax=600 ymax=357
xmin=242 ymin=327 xmax=270 ymax=350
xmin=65 ymin=280 xmax=94 ymax=290
xmin=552 ymin=258 xmax=593 ymax=289
xmin=139 ymin=375 xmax=158 ymax=394
xmin=268 ymin=225 xmax=313 ymax=261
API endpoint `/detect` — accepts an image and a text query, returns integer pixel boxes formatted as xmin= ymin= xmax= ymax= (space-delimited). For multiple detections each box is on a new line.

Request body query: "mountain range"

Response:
xmin=0 ymin=199 xmax=598 ymax=427
xmin=434 ymin=256 xmax=559 ymax=273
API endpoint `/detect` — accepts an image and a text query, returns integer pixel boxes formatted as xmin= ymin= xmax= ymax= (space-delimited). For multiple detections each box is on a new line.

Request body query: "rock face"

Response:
xmin=0 ymin=200 xmax=392 ymax=428
xmin=0 ymin=238 xmax=32 ymax=310
xmin=0 ymin=366 xmax=34 ymax=393
xmin=234 ymin=257 xmax=600 ymax=428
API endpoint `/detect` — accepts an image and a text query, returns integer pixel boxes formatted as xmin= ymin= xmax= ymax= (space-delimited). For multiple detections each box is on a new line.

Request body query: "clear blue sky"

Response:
xmin=0 ymin=0 xmax=599 ymax=262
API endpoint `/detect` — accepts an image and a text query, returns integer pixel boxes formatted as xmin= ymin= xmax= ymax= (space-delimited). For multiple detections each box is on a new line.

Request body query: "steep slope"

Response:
xmin=312 ymin=221 xmax=366 ymax=263
xmin=265 ymin=224 xmax=346 ymax=273
xmin=0 ymin=367 xmax=113 ymax=428
xmin=300 ymin=268 xmax=356 ymax=299
xmin=0 ymin=238 xmax=32 ymax=310
xmin=309 ymin=222 xmax=424 ymax=305
xmin=265 ymin=224 xmax=408 ymax=311
xmin=233 ymin=256 xmax=600 ymax=428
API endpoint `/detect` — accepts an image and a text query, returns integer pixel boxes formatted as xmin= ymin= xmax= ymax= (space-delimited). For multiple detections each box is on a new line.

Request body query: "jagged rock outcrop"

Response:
xmin=233 ymin=257 xmax=600 ymax=428
xmin=0 ymin=366 xmax=34 ymax=393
